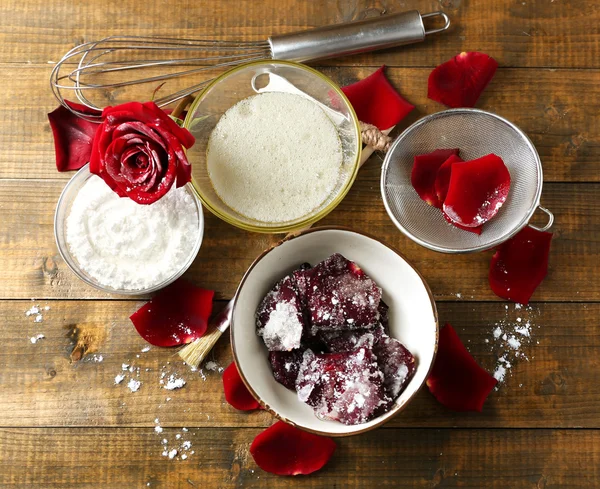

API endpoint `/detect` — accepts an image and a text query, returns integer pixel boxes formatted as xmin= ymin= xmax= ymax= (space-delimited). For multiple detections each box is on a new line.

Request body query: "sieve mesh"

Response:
xmin=381 ymin=109 xmax=543 ymax=253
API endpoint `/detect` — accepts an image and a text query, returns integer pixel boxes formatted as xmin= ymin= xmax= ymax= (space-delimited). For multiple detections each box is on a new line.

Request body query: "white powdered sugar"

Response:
xmin=163 ymin=374 xmax=186 ymax=390
xmin=29 ymin=333 xmax=45 ymax=344
xmin=261 ymin=301 xmax=304 ymax=351
xmin=489 ymin=304 xmax=540 ymax=386
xmin=207 ymin=92 xmax=343 ymax=223
xmin=66 ymin=175 xmax=199 ymax=290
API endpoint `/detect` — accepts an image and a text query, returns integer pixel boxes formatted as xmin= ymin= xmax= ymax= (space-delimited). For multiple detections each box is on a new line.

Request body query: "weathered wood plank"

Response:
xmin=2 ymin=300 xmax=598 ymax=428
xmin=0 ymin=178 xmax=596 ymax=301
xmin=0 ymin=427 xmax=598 ymax=488
xmin=1 ymin=0 xmax=598 ymax=68
xmin=0 ymin=65 xmax=597 ymax=182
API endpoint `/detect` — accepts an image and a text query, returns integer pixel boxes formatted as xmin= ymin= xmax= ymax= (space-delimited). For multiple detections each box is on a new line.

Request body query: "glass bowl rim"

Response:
xmin=183 ymin=59 xmax=362 ymax=234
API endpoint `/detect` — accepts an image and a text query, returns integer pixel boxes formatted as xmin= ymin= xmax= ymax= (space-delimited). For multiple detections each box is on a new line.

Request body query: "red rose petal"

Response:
xmin=428 ymin=52 xmax=498 ymax=108
xmin=426 ymin=323 xmax=497 ymax=412
xmin=129 ymin=280 xmax=214 ymax=347
xmin=250 ymin=421 xmax=336 ymax=475
xmin=489 ymin=226 xmax=552 ymax=304
xmin=411 ymin=149 xmax=460 ymax=207
xmin=443 ymin=153 xmax=511 ymax=227
xmin=443 ymin=212 xmax=483 ymax=235
xmin=342 ymin=66 xmax=414 ymax=130
xmin=48 ymin=101 xmax=102 ymax=172
xmin=435 ymin=154 xmax=463 ymax=204
xmin=223 ymin=362 xmax=260 ymax=411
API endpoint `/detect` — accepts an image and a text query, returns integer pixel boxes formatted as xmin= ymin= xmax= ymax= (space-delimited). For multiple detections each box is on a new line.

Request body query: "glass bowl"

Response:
xmin=183 ymin=60 xmax=361 ymax=234
xmin=54 ymin=165 xmax=204 ymax=296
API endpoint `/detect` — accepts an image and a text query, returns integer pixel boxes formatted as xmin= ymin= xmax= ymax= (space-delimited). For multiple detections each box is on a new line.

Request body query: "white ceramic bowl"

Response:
xmin=231 ymin=227 xmax=438 ymax=436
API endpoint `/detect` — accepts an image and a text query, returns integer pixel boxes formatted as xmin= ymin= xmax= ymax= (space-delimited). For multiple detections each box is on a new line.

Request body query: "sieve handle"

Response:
xmin=528 ymin=206 xmax=554 ymax=232
xmin=269 ymin=10 xmax=450 ymax=62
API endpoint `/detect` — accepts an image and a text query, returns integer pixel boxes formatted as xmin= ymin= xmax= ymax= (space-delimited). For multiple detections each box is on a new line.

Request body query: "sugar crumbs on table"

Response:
xmin=489 ymin=303 xmax=540 ymax=388
xmin=127 ymin=379 xmax=141 ymax=393
xmin=204 ymin=360 xmax=224 ymax=373
xmin=114 ymin=374 xmax=125 ymax=385
xmin=30 ymin=333 xmax=45 ymax=344
xmin=163 ymin=374 xmax=186 ymax=390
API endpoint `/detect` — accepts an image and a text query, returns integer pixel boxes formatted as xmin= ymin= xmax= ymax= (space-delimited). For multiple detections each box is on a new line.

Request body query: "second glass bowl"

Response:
xmin=183 ymin=60 xmax=362 ymax=234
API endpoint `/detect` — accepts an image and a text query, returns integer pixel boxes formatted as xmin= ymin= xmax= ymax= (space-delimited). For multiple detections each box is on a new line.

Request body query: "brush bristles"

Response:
xmin=178 ymin=326 xmax=224 ymax=368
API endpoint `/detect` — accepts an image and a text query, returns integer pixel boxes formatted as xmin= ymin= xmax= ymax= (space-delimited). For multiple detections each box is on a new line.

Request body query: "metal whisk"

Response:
xmin=50 ymin=10 xmax=450 ymax=119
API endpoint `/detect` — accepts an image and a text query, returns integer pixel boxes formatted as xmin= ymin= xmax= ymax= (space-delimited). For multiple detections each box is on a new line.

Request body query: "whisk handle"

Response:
xmin=269 ymin=10 xmax=449 ymax=62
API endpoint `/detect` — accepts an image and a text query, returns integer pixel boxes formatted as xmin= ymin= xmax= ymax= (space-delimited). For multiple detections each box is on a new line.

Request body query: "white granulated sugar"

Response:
xmin=168 ymin=449 xmax=178 ymax=459
xmin=181 ymin=454 xmax=188 ymax=460
xmin=164 ymin=374 xmax=186 ymax=390
xmin=34 ymin=314 xmax=43 ymax=323
xmin=127 ymin=379 xmax=141 ymax=392
xmin=30 ymin=333 xmax=45 ymax=344
xmin=141 ymin=346 xmax=151 ymax=353
xmin=204 ymin=361 xmax=223 ymax=373
xmin=155 ymin=425 xmax=163 ymax=434
xmin=507 ymin=336 xmax=521 ymax=350
xmin=181 ymin=441 xmax=192 ymax=450
xmin=207 ymin=92 xmax=343 ymax=223
xmin=261 ymin=301 xmax=303 ymax=351
xmin=122 ymin=364 xmax=129 ymax=371
xmin=493 ymin=327 xmax=502 ymax=339
xmin=65 ymin=175 xmax=199 ymax=291
xmin=493 ymin=365 xmax=506 ymax=382
xmin=114 ymin=374 xmax=125 ymax=385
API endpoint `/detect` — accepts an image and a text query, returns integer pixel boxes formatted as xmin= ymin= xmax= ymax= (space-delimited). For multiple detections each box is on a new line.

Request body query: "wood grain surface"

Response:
xmin=1 ymin=0 xmax=599 ymax=486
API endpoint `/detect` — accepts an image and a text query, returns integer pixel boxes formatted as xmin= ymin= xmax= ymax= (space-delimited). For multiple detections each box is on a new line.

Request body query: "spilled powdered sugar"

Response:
xmin=488 ymin=303 xmax=540 ymax=386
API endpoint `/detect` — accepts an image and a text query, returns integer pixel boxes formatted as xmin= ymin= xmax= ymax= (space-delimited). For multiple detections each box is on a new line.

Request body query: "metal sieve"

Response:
xmin=381 ymin=108 xmax=553 ymax=253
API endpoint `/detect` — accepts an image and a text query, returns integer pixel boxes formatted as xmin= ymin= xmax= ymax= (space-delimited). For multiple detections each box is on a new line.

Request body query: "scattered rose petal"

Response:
xmin=443 ymin=154 xmax=511 ymax=227
xmin=411 ymin=149 xmax=460 ymax=207
xmin=435 ymin=154 xmax=463 ymax=204
xmin=428 ymin=52 xmax=498 ymax=108
xmin=489 ymin=226 xmax=553 ymax=304
xmin=443 ymin=212 xmax=483 ymax=234
xmin=342 ymin=66 xmax=414 ymax=130
xmin=223 ymin=362 xmax=260 ymax=411
xmin=426 ymin=323 xmax=497 ymax=411
xmin=48 ymin=101 xmax=102 ymax=172
xmin=250 ymin=421 xmax=336 ymax=475
xmin=129 ymin=280 xmax=214 ymax=347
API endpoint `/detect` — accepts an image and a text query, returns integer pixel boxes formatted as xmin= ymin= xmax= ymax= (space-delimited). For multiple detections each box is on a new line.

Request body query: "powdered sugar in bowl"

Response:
xmin=54 ymin=165 xmax=204 ymax=295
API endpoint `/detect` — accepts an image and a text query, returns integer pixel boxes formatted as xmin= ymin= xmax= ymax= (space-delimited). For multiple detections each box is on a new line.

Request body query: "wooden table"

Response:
xmin=1 ymin=0 xmax=599 ymax=487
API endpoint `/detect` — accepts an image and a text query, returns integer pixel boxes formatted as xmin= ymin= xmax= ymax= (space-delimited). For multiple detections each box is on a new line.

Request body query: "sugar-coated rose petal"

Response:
xmin=489 ymin=226 xmax=552 ymax=304
xmin=269 ymin=350 xmax=306 ymax=390
xmin=443 ymin=154 xmax=511 ymax=227
xmin=223 ymin=362 xmax=260 ymax=411
xmin=129 ymin=280 xmax=214 ymax=347
xmin=435 ymin=154 xmax=463 ymax=204
xmin=48 ymin=101 xmax=102 ymax=172
xmin=250 ymin=421 xmax=336 ymax=475
xmin=342 ymin=66 xmax=414 ymax=130
xmin=428 ymin=52 xmax=498 ymax=108
xmin=443 ymin=212 xmax=483 ymax=235
xmin=426 ymin=323 xmax=497 ymax=412
xmin=411 ymin=149 xmax=460 ymax=207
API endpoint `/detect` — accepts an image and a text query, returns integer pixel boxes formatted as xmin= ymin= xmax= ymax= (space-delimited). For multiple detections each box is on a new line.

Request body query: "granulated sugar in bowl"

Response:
xmin=54 ymin=165 xmax=204 ymax=295
xmin=184 ymin=60 xmax=361 ymax=234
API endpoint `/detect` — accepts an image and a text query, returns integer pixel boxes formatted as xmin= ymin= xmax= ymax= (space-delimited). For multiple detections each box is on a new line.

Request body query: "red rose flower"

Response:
xmin=89 ymin=101 xmax=195 ymax=204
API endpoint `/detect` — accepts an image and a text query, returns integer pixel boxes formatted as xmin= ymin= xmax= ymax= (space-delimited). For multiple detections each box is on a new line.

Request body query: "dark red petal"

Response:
xmin=250 ymin=421 xmax=336 ymax=475
xmin=129 ymin=280 xmax=214 ymax=347
xmin=489 ymin=226 xmax=552 ymax=304
xmin=428 ymin=52 xmax=498 ymax=108
xmin=48 ymin=102 xmax=101 ymax=171
xmin=342 ymin=66 xmax=414 ymax=130
xmin=435 ymin=154 xmax=463 ymax=204
xmin=426 ymin=323 xmax=497 ymax=412
xmin=443 ymin=212 xmax=483 ymax=234
xmin=443 ymin=154 xmax=511 ymax=227
xmin=411 ymin=149 xmax=460 ymax=207
xmin=222 ymin=362 xmax=260 ymax=411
